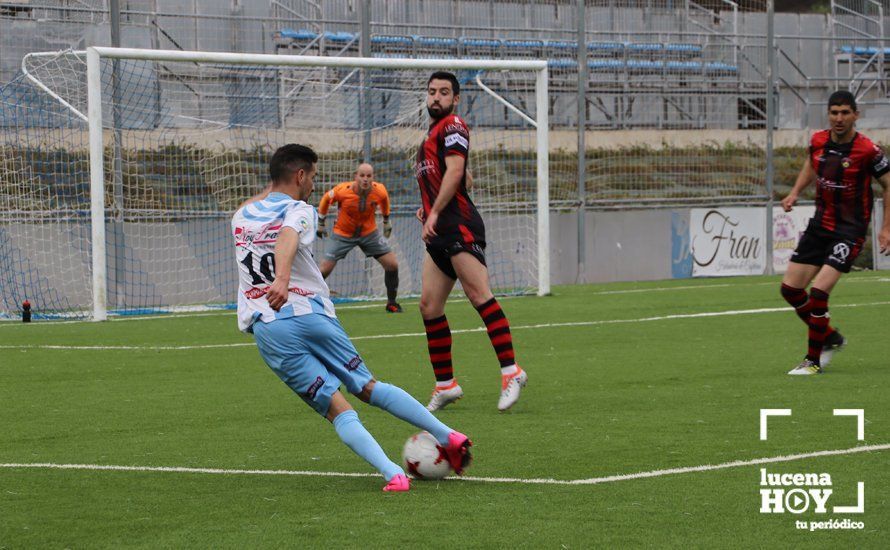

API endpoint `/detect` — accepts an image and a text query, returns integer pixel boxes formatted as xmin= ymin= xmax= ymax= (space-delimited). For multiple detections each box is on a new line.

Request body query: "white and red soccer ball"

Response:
xmin=402 ymin=431 xmax=452 ymax=480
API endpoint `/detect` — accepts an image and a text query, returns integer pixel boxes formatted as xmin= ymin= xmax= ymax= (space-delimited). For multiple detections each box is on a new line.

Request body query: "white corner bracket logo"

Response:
xmin=758 ymin=408 xmax=866 ymax=531
xmin=759 ymin=408 xmax=791 ymax=440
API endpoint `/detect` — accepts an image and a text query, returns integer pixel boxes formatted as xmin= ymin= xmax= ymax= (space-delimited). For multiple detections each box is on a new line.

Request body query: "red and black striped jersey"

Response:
xmin=809 ymin=130 xmax=889 ymax=239
xmin=414 ymin=113 xmax=485 ymax=244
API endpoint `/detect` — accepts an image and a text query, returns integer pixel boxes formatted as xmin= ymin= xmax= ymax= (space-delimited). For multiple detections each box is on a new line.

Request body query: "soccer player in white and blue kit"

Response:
xmin=233 ymin=144 xmax=471 ymax=492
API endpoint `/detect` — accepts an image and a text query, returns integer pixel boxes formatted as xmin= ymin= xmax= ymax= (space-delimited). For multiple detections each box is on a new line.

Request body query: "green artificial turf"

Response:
xmin=1 ymin=273 xmax=888 ymax=547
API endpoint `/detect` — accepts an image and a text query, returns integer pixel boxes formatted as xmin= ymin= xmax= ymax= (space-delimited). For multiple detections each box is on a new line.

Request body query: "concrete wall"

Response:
xmin=549 ymin=209 xmax=675 ymax=285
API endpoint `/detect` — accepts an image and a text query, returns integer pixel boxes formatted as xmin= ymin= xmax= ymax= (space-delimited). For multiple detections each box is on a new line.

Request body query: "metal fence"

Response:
xmin=2 ymin=0 xmax=890 ymax=210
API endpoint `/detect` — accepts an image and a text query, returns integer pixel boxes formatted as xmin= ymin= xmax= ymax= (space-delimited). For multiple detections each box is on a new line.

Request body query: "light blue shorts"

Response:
xmin=252 ymin=313 xmax=373 ymax=416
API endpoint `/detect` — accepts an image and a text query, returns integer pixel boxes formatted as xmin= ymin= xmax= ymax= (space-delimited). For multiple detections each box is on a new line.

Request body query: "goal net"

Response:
xmin=0 ymin=48 xmax=548 ymax=320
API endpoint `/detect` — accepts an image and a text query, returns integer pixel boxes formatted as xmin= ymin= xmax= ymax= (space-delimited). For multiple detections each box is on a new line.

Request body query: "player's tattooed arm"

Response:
xmin=266 ymin=227 xmax=299 ymax=311
xmin=876 ymin=172 xmax=890 ymax=255
xmin=239 ymin=183 xmax=272 ymax=209
xmin=782 ymin=157 xmax=816 ymax=212
xmin=422 ymin=154 xmax=466 ymax=242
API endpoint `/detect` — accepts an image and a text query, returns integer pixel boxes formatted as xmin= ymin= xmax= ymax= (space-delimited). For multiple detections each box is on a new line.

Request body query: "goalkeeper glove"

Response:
xmin=383 ymin=217 xmax=393 ymax=238
xmin=316 ymin=217 xmax=328 ymax=239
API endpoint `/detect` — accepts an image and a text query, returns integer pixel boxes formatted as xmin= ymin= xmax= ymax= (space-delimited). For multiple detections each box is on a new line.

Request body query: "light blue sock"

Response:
xmin=332 ymin=410 xmax=403 ymax=481
xmin=369 ymin=381 xmax=453 ymax=446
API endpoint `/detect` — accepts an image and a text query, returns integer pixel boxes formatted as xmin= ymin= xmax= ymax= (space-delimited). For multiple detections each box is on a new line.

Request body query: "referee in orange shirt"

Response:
xmin=317 ymin=163 xmax=402 ymax=313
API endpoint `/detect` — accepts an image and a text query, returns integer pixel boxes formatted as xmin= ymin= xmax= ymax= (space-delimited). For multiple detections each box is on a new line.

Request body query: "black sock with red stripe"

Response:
xmin=423 ymin=315 xmax=454 ymax=383
xmin=475 ymin=297 xmax=516 ymax=368
xmin=806 ymin=288 xmax=831 ymax=365
xmin=781 ymin=283 xmax=835 ymax=335
xmin=780 ymin=283 xmax=812 ymax=324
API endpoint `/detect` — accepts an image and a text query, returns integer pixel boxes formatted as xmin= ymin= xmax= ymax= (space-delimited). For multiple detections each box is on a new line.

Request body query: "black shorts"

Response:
xmin=426 ymin=237 xmax=487 ymax=280
xmin=790 ymin=227 xmax=864 ymax=273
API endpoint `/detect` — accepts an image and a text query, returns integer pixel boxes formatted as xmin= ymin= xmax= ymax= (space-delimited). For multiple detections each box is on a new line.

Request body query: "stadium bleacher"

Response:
xmin=274 ymin=29 xmax=739 ymax=79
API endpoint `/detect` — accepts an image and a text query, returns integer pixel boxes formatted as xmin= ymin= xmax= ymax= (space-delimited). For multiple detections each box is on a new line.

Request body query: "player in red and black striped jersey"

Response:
xmin=781 ymin=90 xmax=890 ymax=375
xmin=413 ymin=71 xmax=527 ymax=412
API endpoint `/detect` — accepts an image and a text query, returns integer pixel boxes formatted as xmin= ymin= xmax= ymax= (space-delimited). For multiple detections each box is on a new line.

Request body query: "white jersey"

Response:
xmin=232 ymin=191 xmax=335 ymax=332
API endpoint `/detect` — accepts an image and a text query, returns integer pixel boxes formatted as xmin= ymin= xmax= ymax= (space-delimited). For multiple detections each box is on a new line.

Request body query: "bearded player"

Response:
xmin=414 ymin=71 xmax=528 ymax=411
xmin=781 ymin=90 xmax=890 ymax=375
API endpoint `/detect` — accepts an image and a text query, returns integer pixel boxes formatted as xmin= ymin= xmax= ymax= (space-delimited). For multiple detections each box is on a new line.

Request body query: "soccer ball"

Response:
xmin=402 ymin=431 xmax=451 ymax=480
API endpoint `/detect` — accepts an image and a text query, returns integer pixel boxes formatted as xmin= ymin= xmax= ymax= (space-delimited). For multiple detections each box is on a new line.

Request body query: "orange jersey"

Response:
xmin=318 ymin=182 xmax=391 ymax=238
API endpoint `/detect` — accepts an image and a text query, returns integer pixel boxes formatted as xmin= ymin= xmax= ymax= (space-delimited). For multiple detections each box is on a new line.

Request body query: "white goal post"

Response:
xmin=5 ymin=47 xmax=550 ymax=321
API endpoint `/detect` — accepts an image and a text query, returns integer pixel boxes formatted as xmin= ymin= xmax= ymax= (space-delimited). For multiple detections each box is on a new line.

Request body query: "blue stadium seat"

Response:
xmin=587 ymin=41 xmax=624 ymax=54
xmin=544 ymin=40 xmax=578 ymax=50
xmin=666 ymin=60 xmax=702 ymax=73
xmin=459 ymin=37 xmax=501 ymax=58
xmin=323 ymin=31 xmax=356 ymax=43
xmin=459 ymin=37 xmax=501 ymax=48
xmin=665 ymin=43 xmax=703 ymax=55
xmin=625 ymin=42 xmax=663 ymax=54
xmin=626 ymin=59 xmax=662 ymax=72
xmin=544 ymin=40 xmax=579 ymax=59
xmin=838 ymin=45 xmax=890 ymax=56
xmin=704 ymin=62 xmax=738 ymax=74
xmin=503 ymin=39 xmax=543 ymax=49
xmin=371 ymin=35 xmax=414 ymax=47
xmin=414 ymin=36 xmax=458 ymax=58
xmin=319 ymin=31 xmax=357 ymax=55
xmin=415 ymin=36 xmax=458 ymax=47
xmin=279 ymin=28 xmax=318 ymax=41
xmin=502 ymin=39 xmax=542 ymax=58
xmin=588 ymin=59 xmax=625 ymax=71
xmin=370 ymin=34 xmax=414 ymax=56
xmin=547 ymin=58 xmax=579 ymax=69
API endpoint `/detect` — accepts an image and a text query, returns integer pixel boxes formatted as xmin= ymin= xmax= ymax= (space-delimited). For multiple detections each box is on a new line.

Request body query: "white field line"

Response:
xmin=0 ymin=301 xmax=399 ymax=326
xmin=0 ymin=303 xmax=386 ymax=326
xmin=3 ymin=300 xmax=890 ymax=352
xmin=592 ymin=276 xmax=890 ymax=295
xmin=1 ymin=443 xmax=887 ymax=486
xmin=3 ymin=276 xmax=887 ymax=327
xmin=0 ymin=311 xmax=233 ymax=327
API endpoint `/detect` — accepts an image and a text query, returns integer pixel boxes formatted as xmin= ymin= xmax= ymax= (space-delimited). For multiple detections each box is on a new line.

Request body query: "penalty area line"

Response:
xmin=1 ymin=444 xmax=887 ymax=486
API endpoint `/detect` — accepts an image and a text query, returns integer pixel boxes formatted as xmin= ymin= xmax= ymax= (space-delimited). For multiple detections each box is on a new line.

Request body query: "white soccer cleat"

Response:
xmin=788 ymin=359 xmax=822 ymax=376
xmin=498 ymin=367 xmax=528 ymax=411
xmin=426 ymin=382 xmax=464 ymax=412
xmin=819 ymin=330 xmax=847 ymax=368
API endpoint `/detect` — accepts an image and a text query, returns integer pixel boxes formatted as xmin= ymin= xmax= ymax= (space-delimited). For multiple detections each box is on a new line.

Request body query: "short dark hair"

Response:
xmin=269 ymin=143 xmax=318 ymax=183
xmin=427 ymin=71 xmax=460 ymax=96
xmin=828 ymin=90 xmax=857 ymax=112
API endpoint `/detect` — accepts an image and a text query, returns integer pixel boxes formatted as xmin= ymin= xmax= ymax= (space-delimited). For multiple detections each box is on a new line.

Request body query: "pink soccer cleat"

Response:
xmin=382 ymin=473 xmax=410 ymax=492
xmin=440 ymin=431 xmax=473 ymax=475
